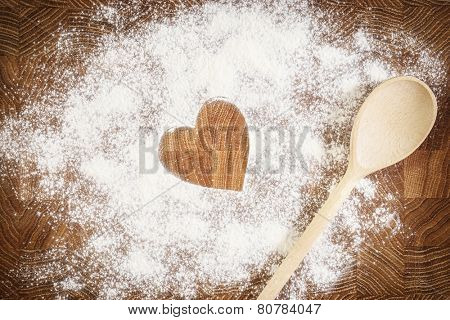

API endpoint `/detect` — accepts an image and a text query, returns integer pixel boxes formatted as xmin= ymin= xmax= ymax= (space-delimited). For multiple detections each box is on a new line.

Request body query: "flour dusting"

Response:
xmin=0 ymin=0 xmax=445 ymax=299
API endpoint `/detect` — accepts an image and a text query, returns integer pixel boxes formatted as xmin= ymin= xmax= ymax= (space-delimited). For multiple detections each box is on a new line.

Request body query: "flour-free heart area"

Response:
xmin=159 ymin=100 xmax=249 ymax=191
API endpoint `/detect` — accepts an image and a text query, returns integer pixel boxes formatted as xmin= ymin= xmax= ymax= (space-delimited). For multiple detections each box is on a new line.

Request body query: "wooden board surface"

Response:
xmin=159 ymin=99 xmax=249 ymax=191
xmin=0 ymin=0 xmax=449 ymax=299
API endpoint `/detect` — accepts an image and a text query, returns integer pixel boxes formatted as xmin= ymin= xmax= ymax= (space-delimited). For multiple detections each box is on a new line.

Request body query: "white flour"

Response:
xmin=0 ymin=0 xmax=445 ymax=299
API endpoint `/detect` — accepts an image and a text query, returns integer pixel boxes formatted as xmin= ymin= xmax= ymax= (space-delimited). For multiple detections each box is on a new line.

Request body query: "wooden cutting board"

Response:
xmin=0 ymin=0 xmax=448 ymax=299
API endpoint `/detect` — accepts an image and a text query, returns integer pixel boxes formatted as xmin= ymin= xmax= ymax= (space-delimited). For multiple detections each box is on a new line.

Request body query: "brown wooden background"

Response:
xmin=0 ymin=0 xmax=448 ymax=299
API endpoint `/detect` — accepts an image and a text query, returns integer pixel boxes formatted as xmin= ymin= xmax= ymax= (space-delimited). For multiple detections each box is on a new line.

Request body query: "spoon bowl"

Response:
xmin=258 ymin=76 xmax=437 ymax=300
xmin=350 ymin=76 xmax=437 ymax=175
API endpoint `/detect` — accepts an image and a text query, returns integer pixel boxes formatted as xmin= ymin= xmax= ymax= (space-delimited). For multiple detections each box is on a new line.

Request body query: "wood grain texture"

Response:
xmin=404 ymin=150 xmax=449 ymax=198
xmin=0 ymin=0 xmax=449 ymax=299
xmin=160 ymin=100 xmax=249 ymax=191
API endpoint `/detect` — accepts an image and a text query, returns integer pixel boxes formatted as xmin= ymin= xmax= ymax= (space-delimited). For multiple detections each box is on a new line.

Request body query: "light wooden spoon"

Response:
xmin=258 ymin=76 xmax=437 ymax=300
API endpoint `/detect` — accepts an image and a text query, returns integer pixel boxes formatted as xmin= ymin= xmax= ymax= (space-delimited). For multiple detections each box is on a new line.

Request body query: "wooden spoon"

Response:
xmin=257 ymin=76 xmax=437 ymax=300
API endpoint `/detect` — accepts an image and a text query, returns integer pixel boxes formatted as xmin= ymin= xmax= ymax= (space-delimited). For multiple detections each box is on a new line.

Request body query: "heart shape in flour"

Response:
xmin=159 ymin=99 xmax=249 ymax=191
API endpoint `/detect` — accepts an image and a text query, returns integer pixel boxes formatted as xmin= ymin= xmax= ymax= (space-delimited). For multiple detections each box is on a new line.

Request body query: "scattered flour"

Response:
xmin=0 ymin=0 xmax=445 ymax=299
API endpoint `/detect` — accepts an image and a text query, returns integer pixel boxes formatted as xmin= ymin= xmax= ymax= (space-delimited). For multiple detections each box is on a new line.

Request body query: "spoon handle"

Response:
xmin=257 ymin=171 xmax=360 ymax=300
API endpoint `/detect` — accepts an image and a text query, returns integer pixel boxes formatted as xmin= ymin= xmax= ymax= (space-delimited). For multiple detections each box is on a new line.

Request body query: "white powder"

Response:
xmin=318 ymin=46 xmax=357 ymax=69
xmin=301 ymin=132 xmax=325 ymax=162
xmin=59 ymin=278 xmax=84 ymax=292
xmin=355 ymin=178 xmax=377 ymax=200
xmin=0 ymin=0 xmax=445 ymax=299
xmin=366 ymin=61 xmax=391 ymax=82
